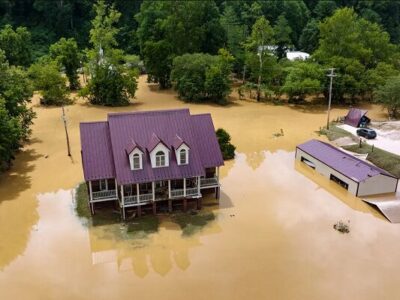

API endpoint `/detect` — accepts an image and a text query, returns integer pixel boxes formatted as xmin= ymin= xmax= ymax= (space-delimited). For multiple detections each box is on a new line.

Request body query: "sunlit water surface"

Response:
xmin=0 ymin=76 xmax=397 ymax=300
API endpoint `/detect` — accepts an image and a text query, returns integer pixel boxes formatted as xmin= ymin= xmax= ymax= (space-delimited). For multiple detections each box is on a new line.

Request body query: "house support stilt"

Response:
xmin=197 ymin=198 xmax=202 ymax=210
xmin=183 ymin=198 xmax=187 ymax=212
xmin=152 ymin=202 xmax=157 ymax=215
xmin=168 ymin=199 xmax=172 ymax=213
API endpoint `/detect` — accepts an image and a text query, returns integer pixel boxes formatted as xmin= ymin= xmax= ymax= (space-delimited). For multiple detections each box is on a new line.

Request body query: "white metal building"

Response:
xmin=296 ymin=140 xmax=398 ymax=197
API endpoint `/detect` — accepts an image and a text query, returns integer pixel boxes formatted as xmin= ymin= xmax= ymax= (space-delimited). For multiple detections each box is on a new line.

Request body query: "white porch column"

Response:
xmin=217 ymin=167 xmax=220 ymax=183
xmin=197 ymin=176 xmax=201 ymax=196
xmin=121 ymin=185 xmax=125 ymax=220
xmin=152 ymin=182 xmax=155 ymax=201
xmin=168 ymin=180 xmax=171 ymax=198
xmin=89 ymin=181 xmax=94 ymax=214
xmin=183 ymin=178 xmax=186 ymax=197
xmin=136 ymin=184 xmax=140 ymax=204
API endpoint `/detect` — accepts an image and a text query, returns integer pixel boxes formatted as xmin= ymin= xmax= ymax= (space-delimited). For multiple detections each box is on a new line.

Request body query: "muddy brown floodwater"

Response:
xmin=0 ymin=76 xmax=398 ymax=300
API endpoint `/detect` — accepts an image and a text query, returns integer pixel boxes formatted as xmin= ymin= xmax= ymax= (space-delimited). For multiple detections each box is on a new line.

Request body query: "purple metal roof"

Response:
xmin=297 ymin=139 xmax=395 ymax=182
xmin=80 ymin=109 xmax=224 ymax=184
xmin=191 ymin=114 xmax=225 ymax=169
xmin=80 ymin=122 xmax=116 ymax=181
xmin=344 ymin=108 xmax=368 ymax=127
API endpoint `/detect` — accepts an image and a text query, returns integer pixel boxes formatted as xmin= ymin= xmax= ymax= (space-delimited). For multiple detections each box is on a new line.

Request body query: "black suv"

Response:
xmin=356 ymin=128 xmax=377 ymax=139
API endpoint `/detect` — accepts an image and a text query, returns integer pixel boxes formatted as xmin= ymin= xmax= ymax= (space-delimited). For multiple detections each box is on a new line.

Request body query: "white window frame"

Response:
xmin=129 ymin=148 xmax=143 ymax=170
xmin=132 ymin=153 xmax=141 ymax=170
xmin=176 ymin=143 xmax=190 ymax=166
xmin=180 ymin=149 xmax=187 ymax=165
xmin=156 ymin=151 xmax=166 ymax=167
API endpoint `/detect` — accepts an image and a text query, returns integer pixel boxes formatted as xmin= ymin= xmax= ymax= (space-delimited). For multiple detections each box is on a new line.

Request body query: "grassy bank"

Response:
xmin=318 ymin=124 xmax=353 ymax=141
xmin=343 ymin=144 xmax=400 ymax=178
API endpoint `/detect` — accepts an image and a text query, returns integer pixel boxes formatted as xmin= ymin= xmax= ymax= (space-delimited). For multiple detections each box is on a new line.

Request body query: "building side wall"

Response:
xmin=295 ymin=148 xmax=358 ymax=195
xmin=358 ymin=175 xmax=398 ymax=196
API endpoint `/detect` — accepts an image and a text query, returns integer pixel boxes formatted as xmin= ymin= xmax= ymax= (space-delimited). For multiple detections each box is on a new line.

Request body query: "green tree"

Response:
xmin=82 ymin=0 xmax=138 ymax=106
xmin=0 ymin=98 xmax=21 ymax=171
xmin=314 ymin=8 xmax=397 ymax=102
xmin=220 ymin=5 xmax=247 ymax=73
xmin=0 ymin=50 xmax=34 ymax=171
xmin=245 ymin=16 xmax=275 ymax=101
xmin=313 ymin=0 xmax=337 ymax=19
xmin=365 ymin=62 xmax=399 ymax=101
xmin=274 ymin=14 xmax=293 ymax=59
xmin=299 ymin=19 xmax=319 ymax=53
xmin=171 ymin=49 xmax=233 ymax=103
xmin=0 ymin=25 xmax=32 ymax=66
xmin=281 ymin=61 xmax=324 ymax=102
xmin=216 ymin=128 xmax=235 ymax=160
xmin=136 ymin=0 xmax=225 ymax=89
xmin=50 ymin=38 xmax=81 ymax=90
xmin=29 ymin=59 xmax=70 ymax=106
xmin=375 ymin=76 xmax=400 ymax=119
xmin=0 ymin=51 xmax=34 ymax=140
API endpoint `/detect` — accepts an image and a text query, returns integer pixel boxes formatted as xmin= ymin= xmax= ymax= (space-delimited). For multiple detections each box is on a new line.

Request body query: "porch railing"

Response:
xmin=200 ymin=177 xmax=218 ymax=187
xmin=186 ymin=187 xmax=199 ymax=196
xmin=171 ymin=189 xmax=184 ymax=198
xmin=92 ymin=190 xmax=117 ymax=200
xmin=170 ymin=187 xmax=200 ymax=198
xmin=124 ymin=193 xmax=153 ymax=206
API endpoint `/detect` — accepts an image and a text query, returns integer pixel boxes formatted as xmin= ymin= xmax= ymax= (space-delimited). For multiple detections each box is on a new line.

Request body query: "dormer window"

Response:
xmin=175 ymin=142 xmax=190 ymax=166
xmin=132 ymin=153 xmax=141 ymax=169
xmin=179 ymin=149 xmax=188 ymax=165
xmin=127 ymin=147 xmax=143 ymax=171
xmin=155 ymin=151 xmax=166 ymax=167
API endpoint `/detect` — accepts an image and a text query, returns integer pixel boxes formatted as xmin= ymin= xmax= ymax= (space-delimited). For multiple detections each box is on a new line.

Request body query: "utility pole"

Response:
xmin=62 ymin=106 xmax=71 ymax=157
xmin=326 ymin=68 xmax=337 ymax=129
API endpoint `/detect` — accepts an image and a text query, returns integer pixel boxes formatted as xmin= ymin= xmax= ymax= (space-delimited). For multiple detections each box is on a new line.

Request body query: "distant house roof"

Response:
xmin=344 ymin=108 xmax=368 ymax=127
xmin=297 ymin=139 xmax=395 ymax=182
xmin=80 ymin=109 xmax=224 ymax=184
xmin=286 ymin=51 xmax=310 ymax=61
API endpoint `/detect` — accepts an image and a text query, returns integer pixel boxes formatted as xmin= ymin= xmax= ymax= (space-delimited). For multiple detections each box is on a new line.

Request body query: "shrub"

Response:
xmin=80 ymin=63 xmax=138 ymax=106
xmin=171 ymin=49 xmax=233 ymax=104
xmin=29 ymin=59 xmax=70 ymax=106
xmin=216 ymin=128 xmax=236 ymax=160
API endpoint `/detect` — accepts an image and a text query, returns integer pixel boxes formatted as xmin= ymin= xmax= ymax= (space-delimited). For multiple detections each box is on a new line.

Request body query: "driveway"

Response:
xmin=338 ymin=122 xmax=400 ymax=156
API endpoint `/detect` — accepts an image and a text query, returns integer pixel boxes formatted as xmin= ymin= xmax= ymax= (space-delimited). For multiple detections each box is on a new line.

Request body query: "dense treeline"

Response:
xmin=2 ymin=1 xmax=400 ymax=60
xmin=2 ymin=0 xmax=400 ymax=170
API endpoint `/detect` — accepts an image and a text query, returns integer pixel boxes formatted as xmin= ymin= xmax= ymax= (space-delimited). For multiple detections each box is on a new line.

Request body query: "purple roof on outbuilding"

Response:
xmin=344 ymin=108 xmax=368 ymax=127
xmin=80 ymin=109 xmax=224 ymax=184
xmin=297 ymin=139 xmax=395 ymax=182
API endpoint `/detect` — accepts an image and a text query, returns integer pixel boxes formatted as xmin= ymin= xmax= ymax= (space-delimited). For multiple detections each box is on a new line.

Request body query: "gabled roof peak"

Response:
xmin=173 ymin=134 xmax=190 ymax=149
xmin=125 ymin=139 xmax=142 ymax=154
xmin=147 ymin=133 xmax=169 ymax=152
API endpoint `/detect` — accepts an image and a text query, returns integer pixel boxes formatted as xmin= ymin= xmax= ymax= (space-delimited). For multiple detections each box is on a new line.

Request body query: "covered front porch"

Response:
xmin=120 ymin=177 xmax=202 ymax=207
xmin=88 ymin=178 xmax=118 ymax=214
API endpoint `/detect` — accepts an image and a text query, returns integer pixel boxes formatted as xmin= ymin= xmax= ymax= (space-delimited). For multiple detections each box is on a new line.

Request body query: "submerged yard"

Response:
xmin=1 ymin=76 xmax=399 ymax=300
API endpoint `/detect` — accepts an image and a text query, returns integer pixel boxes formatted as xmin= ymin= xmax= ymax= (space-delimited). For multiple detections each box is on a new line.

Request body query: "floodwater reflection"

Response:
xmin=88 ymin=216 xmax=221 ymax=278
xmin=3 ymin=151 xmax=400 ymax=299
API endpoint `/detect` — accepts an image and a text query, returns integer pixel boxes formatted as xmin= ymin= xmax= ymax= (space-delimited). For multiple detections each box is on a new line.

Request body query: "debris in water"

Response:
xmin=44 ymin=154 xmax=49 ymax=158
xmin=273 ymin=129 xmax=284 ymax=138
xmin=333 ymin=220 xmax=350 ymax=234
